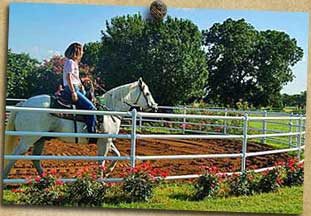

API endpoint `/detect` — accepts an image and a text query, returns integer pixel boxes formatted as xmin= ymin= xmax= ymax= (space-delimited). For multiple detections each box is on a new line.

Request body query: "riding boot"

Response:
xmin=88 ymin=137 xmax=98 ymax=144
xmin=88 ymin=128 xmax=98 ymax=144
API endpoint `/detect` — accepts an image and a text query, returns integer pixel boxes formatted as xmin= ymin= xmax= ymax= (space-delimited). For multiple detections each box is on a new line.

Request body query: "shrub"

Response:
xmin=194 ymin=166 xmax=220 ymax=200
xmin=122 ymin=162 xmax=169 ymax=202
xmin=65 ymin=166 xmax=109 ymax=206
xmin=283 ymin=159 xmax=304 ymax=187
xmin=228 ymin=171 xmax=260 ymax=196
xmin=257 ymin=166 xmax=285 ymax=193
xmin=17 ymin=169 xmax=65 ymax=206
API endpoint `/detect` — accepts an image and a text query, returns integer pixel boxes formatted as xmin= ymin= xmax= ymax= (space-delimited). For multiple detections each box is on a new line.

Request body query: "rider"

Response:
xmin=63 ymin=42 xmax=97 ymax=135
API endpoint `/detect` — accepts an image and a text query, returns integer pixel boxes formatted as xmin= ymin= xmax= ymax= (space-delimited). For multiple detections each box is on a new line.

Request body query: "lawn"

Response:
xmin=3 ymin=184 xmax=303 ymax=214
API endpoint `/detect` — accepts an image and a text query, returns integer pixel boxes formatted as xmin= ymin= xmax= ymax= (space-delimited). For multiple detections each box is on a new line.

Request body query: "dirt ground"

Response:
xmin=7 ymin=137 xmax=292 ymax=179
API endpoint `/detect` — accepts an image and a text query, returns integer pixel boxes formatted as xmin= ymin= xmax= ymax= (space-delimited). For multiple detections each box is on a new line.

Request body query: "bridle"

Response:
xmin=123 ymin=81 xmax=153 ymax=111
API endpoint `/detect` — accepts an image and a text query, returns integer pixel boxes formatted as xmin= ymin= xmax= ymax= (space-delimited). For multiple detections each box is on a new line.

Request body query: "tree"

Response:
xmin=203 ymin=18 xmax=303 ymax=107
xmin=282 ymin=91 xmax=306 ymax=108
xmin=29 ymin=55 xmax=94 ymax=96
xmin=92 ymin=14 xmax=208 ymax=105
xmin=7 ymin=49 xmax=39 ymax=98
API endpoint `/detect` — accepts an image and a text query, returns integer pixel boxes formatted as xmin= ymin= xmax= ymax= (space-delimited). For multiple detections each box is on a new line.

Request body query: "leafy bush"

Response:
xmin=257 ymin=166 xmax=285 ymax=193
xmin=283 ymin=159 xmax=304 ymax=187
xmin=228 ymin=171 xmax=260 ymax=196
xmin=194 ymin=166 xmax=220 ymax=200
xmin=17 ymin=169 xmax=65 ymax=206
xmin=122 ymin=162 xmax=169 ymax=202
xmin=65 ymin=166 xmax=109 ymax=206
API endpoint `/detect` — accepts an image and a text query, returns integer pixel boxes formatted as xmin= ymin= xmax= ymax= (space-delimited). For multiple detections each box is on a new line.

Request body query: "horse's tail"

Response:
xmin=4 ymin=102 xmax=22 ymax=167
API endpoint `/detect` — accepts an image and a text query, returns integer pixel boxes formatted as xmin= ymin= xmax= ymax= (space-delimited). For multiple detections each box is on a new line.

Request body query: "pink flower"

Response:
xmin=211 ymin=166 xmax=218 ymax=173
xmin=41 ymin=172 xmax=47 ymax=177
xmin=100 ymin=165 xmax=106 ymax=171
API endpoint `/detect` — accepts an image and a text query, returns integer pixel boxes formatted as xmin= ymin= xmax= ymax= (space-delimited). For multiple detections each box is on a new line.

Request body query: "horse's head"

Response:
xmin=127 ymin=78 xmax=158 ymax=112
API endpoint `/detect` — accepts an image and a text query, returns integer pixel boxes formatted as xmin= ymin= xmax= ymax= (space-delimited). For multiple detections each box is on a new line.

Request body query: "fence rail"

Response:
xmin=3 ymin=99 xmax=306 ymax=184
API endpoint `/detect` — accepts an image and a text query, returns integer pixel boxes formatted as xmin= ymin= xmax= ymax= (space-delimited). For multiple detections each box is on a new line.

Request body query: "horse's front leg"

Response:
xmin=107 ymin=141 xmax=120 ymax=173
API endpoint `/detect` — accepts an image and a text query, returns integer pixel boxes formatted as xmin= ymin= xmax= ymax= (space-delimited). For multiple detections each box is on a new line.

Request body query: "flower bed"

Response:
xmin=9 ymin=159 xmax=304 ymax=206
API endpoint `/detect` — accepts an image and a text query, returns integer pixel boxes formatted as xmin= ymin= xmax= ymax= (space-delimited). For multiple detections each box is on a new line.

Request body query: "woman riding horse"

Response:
xmin=62 ymin=42 xmax=97 ymax=136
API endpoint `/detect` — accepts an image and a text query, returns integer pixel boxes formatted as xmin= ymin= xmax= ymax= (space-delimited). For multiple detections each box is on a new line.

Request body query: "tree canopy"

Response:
xmin=203 ymin=18 xmax=303 ymax=107
xmin=7 ymin=49 xmax=39 ymax=98
xmin=83 ymin=14 xmax=208 ymax=105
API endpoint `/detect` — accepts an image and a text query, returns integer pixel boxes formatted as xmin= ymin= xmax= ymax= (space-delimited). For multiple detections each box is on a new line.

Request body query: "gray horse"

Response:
xmin=4 ymin=78 xmax=157 ymax=178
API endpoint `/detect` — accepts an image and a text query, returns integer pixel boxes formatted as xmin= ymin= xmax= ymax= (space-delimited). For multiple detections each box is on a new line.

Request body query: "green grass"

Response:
xmin=3 ymin=184 xmax=303 ymax=214
xmin=102 ymin=184 xmax=303 ymax=214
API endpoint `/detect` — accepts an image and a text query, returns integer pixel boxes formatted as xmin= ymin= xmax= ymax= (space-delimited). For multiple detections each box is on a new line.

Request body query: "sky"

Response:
xmin=8 ymin=2 xmax=309 ymax=95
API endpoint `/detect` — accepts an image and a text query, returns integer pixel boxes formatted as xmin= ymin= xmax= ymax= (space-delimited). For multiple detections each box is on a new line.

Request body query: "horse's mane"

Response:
xmin=101 ymin=81 xmax=137 ymax=109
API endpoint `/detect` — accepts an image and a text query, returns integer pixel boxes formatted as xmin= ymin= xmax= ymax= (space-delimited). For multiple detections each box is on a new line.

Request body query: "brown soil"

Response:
xmin=8 ymin=137 xmax=292 ymax=179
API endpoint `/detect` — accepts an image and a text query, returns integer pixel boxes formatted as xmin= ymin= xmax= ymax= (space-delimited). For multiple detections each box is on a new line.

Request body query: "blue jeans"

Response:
xmin=63 ymin=85 xmax=97 ymax=133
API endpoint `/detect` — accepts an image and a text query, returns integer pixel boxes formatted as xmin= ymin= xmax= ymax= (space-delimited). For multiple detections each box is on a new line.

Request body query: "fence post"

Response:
xmin=261 ymin=110 xmax=267 ymax=144
xmin=289 ymin=112 xmax=293 ymax=147
xmin=139 ymin=115 xmax=143 ymax=132
xmin=130 ymin=109 xmax=137 ymax=168
xmin=224 ymin=108 xmax=228 ymax=135
xmin=182 ymin=106 xmax=187 ymax=134
xmin=241 ymin=113 xmax=249 ymax=173
xmin=295 ymin=114 xmax=299 ymax=146
xmin=297 ymin=115 xmax=302 ymax=161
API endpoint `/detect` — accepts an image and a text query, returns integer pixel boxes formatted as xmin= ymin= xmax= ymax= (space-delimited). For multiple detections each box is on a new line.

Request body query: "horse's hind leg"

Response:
xmin=3 ymin=140 xmax=32 ymax=179
xmin=97 ymin=139 xmax=110 ymax=177
xmin=32 ymin=138 xmax=46 ymax=175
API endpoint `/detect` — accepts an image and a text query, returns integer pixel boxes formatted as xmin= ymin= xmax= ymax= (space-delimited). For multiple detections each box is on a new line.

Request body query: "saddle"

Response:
xmin=50 ymin=94 xmax=86 ymax=123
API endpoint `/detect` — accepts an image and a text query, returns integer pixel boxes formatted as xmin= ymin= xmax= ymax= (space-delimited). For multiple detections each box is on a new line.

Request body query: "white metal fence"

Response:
xmin=3 ymin=99 xmax=306 ymax=184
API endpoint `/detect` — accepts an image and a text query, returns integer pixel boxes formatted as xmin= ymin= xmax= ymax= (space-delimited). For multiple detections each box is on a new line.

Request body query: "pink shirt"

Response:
xmin=63 ymin=59 xmax=81 ymax=86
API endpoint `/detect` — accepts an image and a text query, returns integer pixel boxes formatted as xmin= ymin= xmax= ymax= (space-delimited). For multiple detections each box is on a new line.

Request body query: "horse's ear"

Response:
xmin=138 ymin=77 xmax=143 ymax=84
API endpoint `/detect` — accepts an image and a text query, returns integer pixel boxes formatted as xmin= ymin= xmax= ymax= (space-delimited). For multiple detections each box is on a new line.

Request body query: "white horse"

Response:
xmin=3 ymin=78 xmax=157 ymax=178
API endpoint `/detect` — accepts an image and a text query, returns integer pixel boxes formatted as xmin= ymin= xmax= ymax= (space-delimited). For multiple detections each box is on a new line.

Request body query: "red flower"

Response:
xmin=120 ymin=172 xmax=127 ymax=178
xmin=141 ymin=162 xmax=152 ymax=171
xmin=50 ymin=169 xmax=57 ymax=175
xmin=160 ymin=170 xmax=169 ymax=178
xmin=289 ymin=159 xmax=296 ymax=166
xmin=130 ymin=167 xmax=138 ymax=174
xmin=106 ymin=182 xmax=114 ymax=187
xmin=26 ymin=179 xmax=33 ymax=185
xmin=232 ymin=173 xmax=240 ymax=177
xmin=276 ymin=178 xmax=283 ymax=185
xmin=92 ymin=173 xmax=98 ymax=180
xmin=11 ymin=188 xmax=17 ymax=193
xmin=56 ymin=179 xmax=64 ymax=185
xmin=41 ymin=172 xmax=47 ymax=177
xmin=34 ymin=176 xmax=41 ymax=183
